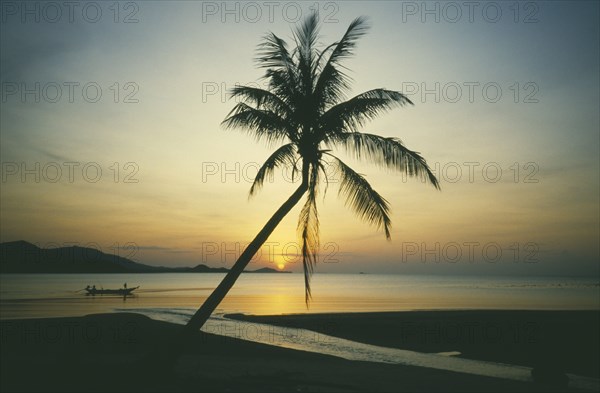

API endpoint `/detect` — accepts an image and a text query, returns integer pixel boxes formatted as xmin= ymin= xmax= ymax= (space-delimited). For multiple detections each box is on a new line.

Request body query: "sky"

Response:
xmin=1 ymin=1 xmax=598 ymax=276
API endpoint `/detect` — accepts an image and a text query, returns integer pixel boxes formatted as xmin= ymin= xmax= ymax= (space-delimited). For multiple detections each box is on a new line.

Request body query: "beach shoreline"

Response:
xmin=1 ymin=311 xmax=598 ymax=392
xmin=228 ymin=310 xmax=600 ymax=379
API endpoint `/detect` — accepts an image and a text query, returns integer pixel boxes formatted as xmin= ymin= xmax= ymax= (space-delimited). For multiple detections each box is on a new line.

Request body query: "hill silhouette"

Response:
xmin=0 ymin=241 xmax=289 ymax=274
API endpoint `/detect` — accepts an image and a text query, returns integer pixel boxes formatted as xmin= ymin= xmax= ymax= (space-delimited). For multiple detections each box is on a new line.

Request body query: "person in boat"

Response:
xmin=85 ymin=285 xmax=90 ymax=291
xmin=124 ymin=282 xmax=127 ymax=289
xmin=92 ymin=285 xmax=96 ymax=291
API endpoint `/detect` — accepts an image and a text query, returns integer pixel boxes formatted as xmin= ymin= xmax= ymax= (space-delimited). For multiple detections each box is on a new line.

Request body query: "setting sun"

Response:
xmin=277 ymin=263 xmax=285 ymax=271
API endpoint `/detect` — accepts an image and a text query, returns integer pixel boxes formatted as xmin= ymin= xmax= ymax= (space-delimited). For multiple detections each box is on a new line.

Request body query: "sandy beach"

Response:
xmin=229 ymin=310 xmax=600 ymax=379
xmin=2 ymin=311 xmax=597 ymax=392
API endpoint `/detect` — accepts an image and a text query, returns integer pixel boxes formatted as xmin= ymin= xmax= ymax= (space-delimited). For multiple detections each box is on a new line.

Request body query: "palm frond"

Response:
xmin=328 ymin=155 xmax=392 ymax=239
xmin=319 ymin=89 xmax=413 ymax=134
xmin=263 ymin=68 xmax=299 ymax=111
xmin=249 ymin=143 xmax=297 ymax=197
xmin=229 ymin=85 xmax=292 ymax=118
xmin=313 ymin=16 xmax=370 ymax=108
xmin=326 ymin=16 xmax=370 ymax=64
xmin=328 ymin=133 xmax=440 ymax=189
xmin=313 ymin=59 xmax=351 ymax=110
xmin=221 ymin=102 xmax=290 ymax=146
xmin=256 ymin=33 xmax=299 ymax=106
xmin=256 ymin=32 xmax=295 ymax=71
xmin=294 ymin=12 xmax=319 ymax=94
xmin=298 ymin=163 xmax=320 ymax=304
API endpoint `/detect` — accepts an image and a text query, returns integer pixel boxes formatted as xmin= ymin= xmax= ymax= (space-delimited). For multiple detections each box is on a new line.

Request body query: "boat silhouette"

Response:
xmin=84 ymin=286 xmax=139 ymax=296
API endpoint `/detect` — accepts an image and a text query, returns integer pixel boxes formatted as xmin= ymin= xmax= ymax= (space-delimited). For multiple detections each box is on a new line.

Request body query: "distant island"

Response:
xmin=0 ymin=241 xmax=291 ymax=274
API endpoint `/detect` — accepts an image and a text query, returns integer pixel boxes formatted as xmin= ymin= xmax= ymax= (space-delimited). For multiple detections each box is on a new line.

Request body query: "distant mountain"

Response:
xmin=0 ymin=241 xmax=152 ymax=273
xmin=249 ymin=267 xmax=290 ymax=273
xmin=0 ymin=241 xmax=290 ymax=274
xmin=189 ymin=264 xmax=229 ymax=273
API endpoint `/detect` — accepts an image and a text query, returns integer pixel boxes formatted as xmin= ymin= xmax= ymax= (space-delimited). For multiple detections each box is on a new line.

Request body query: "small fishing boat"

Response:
xmin=84 ymin=286 xmax=139 ymax=296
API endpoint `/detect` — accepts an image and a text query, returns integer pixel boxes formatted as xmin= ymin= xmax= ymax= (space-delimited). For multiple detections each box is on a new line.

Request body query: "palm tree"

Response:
xmin=183 ymin=13 xmax=439 ymax=335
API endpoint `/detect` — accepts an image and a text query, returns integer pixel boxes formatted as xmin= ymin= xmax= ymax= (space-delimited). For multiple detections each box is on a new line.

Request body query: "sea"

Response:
xmin=1 ymin=273 xmax=599 ymax=389
xmin=1 ymin=273 xmax=598 ymax=320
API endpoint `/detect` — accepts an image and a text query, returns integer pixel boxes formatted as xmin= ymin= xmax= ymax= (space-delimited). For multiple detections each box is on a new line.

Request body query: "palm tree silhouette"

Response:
xmin=184 ymin=13 xmax=439 ymax=334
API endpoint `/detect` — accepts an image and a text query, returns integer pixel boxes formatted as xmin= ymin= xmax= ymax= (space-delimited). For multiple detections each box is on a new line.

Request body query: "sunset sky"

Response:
xmin=1 ymin=1 xmax=598 ymax=276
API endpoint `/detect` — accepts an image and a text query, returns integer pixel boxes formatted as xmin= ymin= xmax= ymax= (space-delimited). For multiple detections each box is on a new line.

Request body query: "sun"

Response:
xmin=277 ymin=263 xmax=285 ymax=270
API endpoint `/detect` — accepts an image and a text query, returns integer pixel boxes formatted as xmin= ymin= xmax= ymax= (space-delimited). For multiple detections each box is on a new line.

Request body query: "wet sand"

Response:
xmin=228 ymin=310 xmax=600 ymax=379
xmin=0 ymin=312 xmax=585 ymax=392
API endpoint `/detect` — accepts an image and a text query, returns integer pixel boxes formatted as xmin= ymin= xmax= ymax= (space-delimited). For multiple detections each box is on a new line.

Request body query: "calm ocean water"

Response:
xmin=1 ymin=273 xmax=598 ymax=319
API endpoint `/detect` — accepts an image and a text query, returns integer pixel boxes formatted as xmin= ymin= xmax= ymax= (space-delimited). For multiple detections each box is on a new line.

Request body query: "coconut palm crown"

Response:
xmin=221 ymin=13 xmax=440 ymax=303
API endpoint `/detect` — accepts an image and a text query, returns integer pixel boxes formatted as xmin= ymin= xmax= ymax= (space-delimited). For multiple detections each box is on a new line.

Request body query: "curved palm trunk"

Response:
xmin=142 ymin=179 xmax=308 ymax=378
xmin=183 ymin=179 xmax=308 ymax=334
